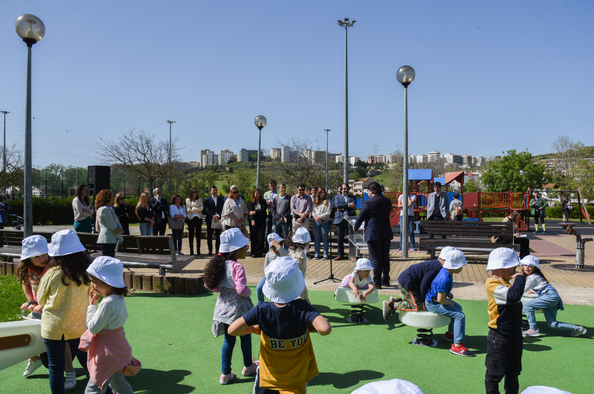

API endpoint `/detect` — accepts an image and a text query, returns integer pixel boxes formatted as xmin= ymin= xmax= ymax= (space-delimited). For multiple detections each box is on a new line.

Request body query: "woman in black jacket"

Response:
xmin=249 ymin=188 xmax=267 ymax=257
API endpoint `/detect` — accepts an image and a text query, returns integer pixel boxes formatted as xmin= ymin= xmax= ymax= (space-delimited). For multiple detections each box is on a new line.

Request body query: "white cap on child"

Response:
xmin=219 ymin=228 xmax=249 ymax=253
xmin=520 ymin=255 xmax=540 ymax=269
xmin=292 ymin=227 xmax=311 ymax=244
xmin=267 ymin=232 xmax=283 ymax=245
xmin=87 ymin=256 xmax=126 ymax=288
xmin=438 ymin=246 xmax=457 ymax=261
xmin=443 ymin=250 xmax=467 ymax=269
xmin=520 ymin=387 xmax=572 ymax=394
xmin=353 ymin=258 xmax=374 ymax=272
xmin=351 ymin=378 xmax=425 ymax=394
xmin=21 ymin=235 xmax=49 ymax=260
xmin=48 ymin=229 xmax=86 ymax=257
xmin=486 ymin=247 xmax=520 ymax=271
xmin=262 ymin=256 xmax=305 ymax=304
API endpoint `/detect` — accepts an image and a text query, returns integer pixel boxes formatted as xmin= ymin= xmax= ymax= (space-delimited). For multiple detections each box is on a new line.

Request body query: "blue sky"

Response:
xmin=1 ymin=1 xmax=593 ymax=168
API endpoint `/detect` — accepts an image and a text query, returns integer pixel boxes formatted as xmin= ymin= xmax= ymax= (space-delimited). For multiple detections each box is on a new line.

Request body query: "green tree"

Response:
xmin=464 ymin=179 xmax=481 ymax=193
xmin=481 ymin=149 xmax=549 ymax=192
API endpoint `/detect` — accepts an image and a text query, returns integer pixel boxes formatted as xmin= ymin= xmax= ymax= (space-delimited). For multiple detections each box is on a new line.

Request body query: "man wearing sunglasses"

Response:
xmin=290 ymin=182 xmax=313 ymax=232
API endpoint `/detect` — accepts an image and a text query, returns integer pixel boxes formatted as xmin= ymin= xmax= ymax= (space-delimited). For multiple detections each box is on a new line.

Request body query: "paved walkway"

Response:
xmin=35 ymin=221 xmax=594 ymax=305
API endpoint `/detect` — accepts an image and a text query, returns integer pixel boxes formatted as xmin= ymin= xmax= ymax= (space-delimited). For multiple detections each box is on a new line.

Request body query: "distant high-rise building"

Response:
xmin=238 ymin=148 xmax=257 ymax=162
xmin=416 ymin=154 xmax=427 ymax=164
xmin=473 ymin=156 xmax=486 ymax=167
xmin=269 ymin=148 xmax=281 ymax=160
xmin=200 ymin=149 xmax=215 ymax=167
xmin=218 ymin=150 xmax=234 ymax=166
xmin=428 ymin=150 xmax=441 ymax=163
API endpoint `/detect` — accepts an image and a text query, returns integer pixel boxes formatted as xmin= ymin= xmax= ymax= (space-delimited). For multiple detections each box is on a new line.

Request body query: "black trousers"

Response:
xmin=100 ymin=243 xmax=116 ymax=257
xmin=250 ymin=218 xmax=266 ymax=257
xmin=533 ymin=211 xmax=545 ymax=226
xmin=514 ymin=237 xmax=530 ymax=259
xmin=368 ymin=239 xmax=391 ymax=287
xmin=187 ymin=217 xmax=202 ymax=255
xmin=428 ymin=214 xmax=446 ymax=239
xmin=206 ymin=220 xmax=222 ymax=254
xmin=485 ymin=329 xmax=523 ymax=394
xmin=335 ymin=220 xmax=348 ymax=257
xmin=153 ymin=221 xmax=166 ymax=236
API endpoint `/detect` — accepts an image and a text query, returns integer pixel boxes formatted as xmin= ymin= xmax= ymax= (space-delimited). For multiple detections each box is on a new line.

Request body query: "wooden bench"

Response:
xmin=418 ymin=221 xmax=520 ymax=259
xmin=0 ymin=230 xmax=54 ymax=261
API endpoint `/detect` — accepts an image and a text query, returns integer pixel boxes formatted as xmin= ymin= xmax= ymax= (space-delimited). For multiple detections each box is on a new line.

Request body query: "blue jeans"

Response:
xmin=139 ymin=222 xmax=150 ymax=235
xmin=400 ymin=215 xmax=416 ymax=248
xmin=221 ymin=325 xmax=253 ymax=375
xmin=256 ymin=277 xmax=267 ymax=305
xmin=426 ymin=299 xmax=466 ymax=344
xmin=43 ymin=337 xmax=88 ymax=394
xmin=275 ymin=221 xmax=290 ymax=240
xmin=313 ymin=221 xmax=330 ymax=257
xmin=524 ymin=291 xmax=579 ymax=331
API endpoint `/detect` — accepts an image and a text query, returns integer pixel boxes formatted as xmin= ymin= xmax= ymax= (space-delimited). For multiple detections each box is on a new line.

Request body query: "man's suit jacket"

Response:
xmin=332 ymin=194 xmax=356 ymax=225
xmin=354 ymin=195 xmax=393 ymax=241
xmin=150 ymin=197 xmax=169 ymax=223
xmin=204 ymin=195 xmax=224 ymax=222
xmin=426 ymin=192 xmax=449 ymax=219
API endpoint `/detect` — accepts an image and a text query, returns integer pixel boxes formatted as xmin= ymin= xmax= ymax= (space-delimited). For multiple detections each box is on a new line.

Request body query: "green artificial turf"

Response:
xmin=0 ymin=275 xmax=25 ymax=322
xmin=1 ymin=286 xmax=593 ymax=393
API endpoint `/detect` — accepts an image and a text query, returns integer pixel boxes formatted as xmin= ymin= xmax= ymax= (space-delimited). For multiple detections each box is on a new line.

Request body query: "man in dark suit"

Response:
xmin=332 ymin=183 xmax=357 ymax=260
xmin=150 ymin=188 xmax=169 ymax=236
xmin=354 ymin=182 xmax=393 ymax=288
xmin=204 ymin=185 xmax=224 ymax=254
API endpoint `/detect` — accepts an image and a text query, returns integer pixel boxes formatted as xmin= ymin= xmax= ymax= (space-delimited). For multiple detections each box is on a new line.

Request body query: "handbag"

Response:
xmin=168 ymin=218 xmax=184 ymax=230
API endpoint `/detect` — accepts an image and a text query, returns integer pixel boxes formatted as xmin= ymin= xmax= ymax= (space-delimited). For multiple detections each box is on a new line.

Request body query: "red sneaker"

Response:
xmin=443 ymin=332 xmax=454 ymax=342
xmin=450 ymin=344 xmax=475 ymax=357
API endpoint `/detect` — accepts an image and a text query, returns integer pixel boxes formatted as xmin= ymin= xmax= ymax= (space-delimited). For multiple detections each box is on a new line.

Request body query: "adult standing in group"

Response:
xmin=530 ymin=191 xmax=548 ymax=234
xmin=95 ymin=189 xmax=123 ymax=257
xmin=354 ymin=182 xmax=393 ymax=289
xmin=271 ymin=183 xmax=292 ymax=239
xmin=398 ymin=192 xmax=417 ymax=251
xmin=332 ymin=183 xmax=356 ymax=260
xmin=135 ymin=192 xmax=155 ymax=236
xmin=310 ymin=186 xmax=318 ymax=205
xmin=249 ymin=188 xmax=267 ymax=257
xmin=185 ymin=188 xmax=204 ymax=256
xmin=72 ymin=184 xmax=94 ymax=233
xmin=204 ymin=185 xmax=224 ymax=255
xmin=561 ymin=196 xmax=573 ymax=223
xmin=449 ymin=193 xmax=464 ymax=222
xmin=150 ymin=188 xmax=169 ymax=236
xmin=263 ymin=180 xmax=278 ymax=244
xmin=312 ymin=188 xmax=332 ymax=260
xmin=290 ymin=182 xmax=313 ymax=232
xmin=113 ymin=193 xmax=131 ymax=235
xmin=426 ymin=181 xmax=449 ymax=239
xmin=501 ymin=211 xmax=530 ymax=259
xmin=221 ymin=185 xmax=249 ymax=237
xmin=169 ymin=194 xmax=186 ymax=255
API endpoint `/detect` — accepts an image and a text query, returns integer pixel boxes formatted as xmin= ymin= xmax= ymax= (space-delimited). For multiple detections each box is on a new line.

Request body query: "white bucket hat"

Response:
xmin=486 ymin=247 xmax=520 ymax=271
xmin=351 ymin=378 xmax=425 ymax=394
xmin=267 ymin=232 xmax=283 ymax=245
xmin=521 ymin=387 xmax=572 ymax=394
xmin=21 ymin=235 xmax=49 ymax=260
xmin=438 ymin=246 xmax=457 ymax=261
xmin=262 ymin=256 xmax=305 ymax=303
xmin=87 ymin=256 xmax=125 ymax=288
xmin=292 ymin=227 xmax=311 ymax=244
xmin=354 ymin=258 xmax=374 ymax=272
xmin=520 ymin=255 xmax=540 ymax=269
xmin=48 ymin=230 xmax=86 ymax=257
xmin=219 ymin=228 xmax=249 ymax=253
xmin=443 ymin=250 xmax=467 ymax=269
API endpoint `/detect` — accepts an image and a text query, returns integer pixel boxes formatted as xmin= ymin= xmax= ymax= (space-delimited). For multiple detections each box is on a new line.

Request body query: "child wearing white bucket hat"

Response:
xmin=484 ymin=247 xmax=526 ymax=393
xmin=203 ymin=228 xmax=258 ymax=385
xmin=256 ymin=232 xmax=288 ymax=305
xmin=424 ymin=250 xmax=474 ymax=356
xmin=229 ymin=256 xmax=332 ymax=393
xmin=337 ymin=258 xmax=376 ymax=302
xmin=80 ymin=256 xmax=140 ymax=393
xmin=287 ymin=227 xmax=312 ymax=304
xmin=520 ymin=255 xmax=587 ymax=338
xmin=36 ymin=229 xmax=90 ymax=392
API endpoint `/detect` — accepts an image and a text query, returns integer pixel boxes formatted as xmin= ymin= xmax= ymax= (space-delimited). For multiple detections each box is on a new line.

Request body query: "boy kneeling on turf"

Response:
xmin=229 ymin=256 xmax=332 ymax=393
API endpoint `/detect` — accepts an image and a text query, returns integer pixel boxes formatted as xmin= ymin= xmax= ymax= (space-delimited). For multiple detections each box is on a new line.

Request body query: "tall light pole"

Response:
xmin=397 ymin=65 xmax=415 ymax=258
xmin=15 ymin=14 xmax=45 ymax=237
xmin=166 ymin=120 xmax=175 ymax=193
xmin=324 ymin=128 xmax=330 ymax=190
xmin=1 ymin=111 xmax=9 ymax=193
xmin=254 ymin=115 xmax=267 ymax=189
xmin=337 ymin=17 xmax=355 ymax=184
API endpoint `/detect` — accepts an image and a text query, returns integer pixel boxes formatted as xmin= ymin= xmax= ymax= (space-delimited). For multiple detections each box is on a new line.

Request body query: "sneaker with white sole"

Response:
xmin=23 ymin=358 xmax=42 ymax=377
xmin=219 ymin=371 xmax=235 ymax=385
xmin=443 ymin=332 xmax=454 ymax=342
xmin=64 ymin=369 xmax=76 ymax=391
xmin=450 ymin=344 xmax=475 ymax=357
xmin=242 ymin=359 xmax=259 ymax=376
xmin=523 ymin=328 xmax=540 ymax=337
xmin=570 ymin=326 xmax=587 ymax=337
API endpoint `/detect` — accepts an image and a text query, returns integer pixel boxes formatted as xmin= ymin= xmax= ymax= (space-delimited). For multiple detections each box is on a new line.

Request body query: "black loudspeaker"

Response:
xmin=88 ymin=166 xmax=110 ymax=196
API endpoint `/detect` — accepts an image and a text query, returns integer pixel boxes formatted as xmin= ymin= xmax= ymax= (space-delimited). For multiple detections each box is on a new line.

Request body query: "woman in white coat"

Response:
xmin=95 ymin=189 xmax=123 ymax=257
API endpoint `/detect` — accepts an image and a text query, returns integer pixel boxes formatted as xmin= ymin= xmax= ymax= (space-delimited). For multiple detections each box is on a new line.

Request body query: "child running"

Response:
xmin=424 ymin=249 xmax=475 ymax=357
xmin=336 ymin=258 xmax=375 ymax=302
xmin=203 ymin=228 xmax=258 ymax=385
xmin=256 ymin=232 xmax=288 ymax=305
xmin=229 ymin=256 xmax=332 ymax=394
xmin=485 ymin=248 xmax=526 ymax=394
xmin=36 ymin=230 xmax=91 ymax=394
xmin=79 ymin=256 xmax=141 ymax=394
xmin=286 ymin=227 xmax=311 ymax=304
xmin=521 ymin=255 xmax=587 ymax=338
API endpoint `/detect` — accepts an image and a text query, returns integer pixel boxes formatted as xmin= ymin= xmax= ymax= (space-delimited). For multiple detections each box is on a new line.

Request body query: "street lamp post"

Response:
xmin=254 ymin=115 xmax=267 ymax=189
xmin=397 ymin=65 xmax=415 ymax=258
xmin=15 ymin=14 xmax=45 ymax=237
xmin=324 ymin=129 xmax=330 ymax=190
xmin=337 ymin=18 xmax=355 ymax=184
xmin=166 ymin=120 xmax=175 ymax=193
xmin=1 ymin=110 xmax=9 ymax=193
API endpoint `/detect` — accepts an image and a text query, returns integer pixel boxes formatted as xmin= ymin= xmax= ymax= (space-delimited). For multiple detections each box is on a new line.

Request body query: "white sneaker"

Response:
xmin=64 ymin=369 xmax=76 ymax=391
xmin=523 ymin=328 xmax=540 ymax=337
xmin=23 ymin=358 xmax=42 ymax=377
xmin=570 ymin=326 xmax=587 ymax=337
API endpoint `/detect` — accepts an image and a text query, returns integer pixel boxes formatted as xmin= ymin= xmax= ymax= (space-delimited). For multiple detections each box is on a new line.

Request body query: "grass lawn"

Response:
xmin=1 ymin=282 xmax=593 ymax=393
